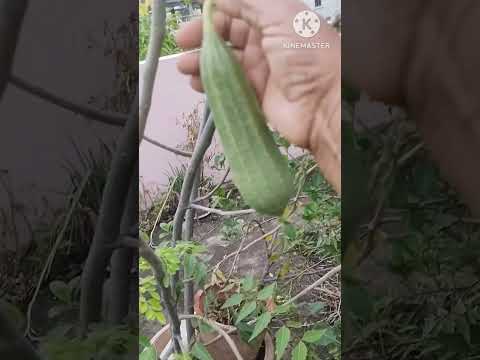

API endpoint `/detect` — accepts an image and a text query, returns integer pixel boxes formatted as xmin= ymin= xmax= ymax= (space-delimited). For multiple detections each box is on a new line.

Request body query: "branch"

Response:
xmin=212 ymin=225 xmax=281 ymax=271
xmin=10 ymin=75 xmax=127 ymax=126
xmin=108 ymin=165 xmax=138 ymax=323
xmin=172 ymin=108 xmax=214 ymax=244
xmin=183 ymin=153 xmax=203 ymax=347
xmin=193 ymin=167 xmax=231 ymax=202
xmin=139 ymin=0 xmax=166 ymax=141
xmin=79 ymin=94 xmax=139 ymax=332
xmin=143 ymin=135 xmax=193 ymax=157
xmin=285 ymin=265 xmax=341 ymax=305
xmin=139 ymin=240 xmax=183 ymax=354
xmin=0 ymin=0 xmax=28 ymax=100
xmin=190 ymin=203 xmax=255 ymax=217
xmin=178 ymin=315 xmax=244 ymax=360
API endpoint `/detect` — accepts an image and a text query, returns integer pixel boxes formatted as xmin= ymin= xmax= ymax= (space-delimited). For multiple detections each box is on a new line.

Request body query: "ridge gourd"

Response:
xmin=200 ymin=0 xmax=295 ymax=216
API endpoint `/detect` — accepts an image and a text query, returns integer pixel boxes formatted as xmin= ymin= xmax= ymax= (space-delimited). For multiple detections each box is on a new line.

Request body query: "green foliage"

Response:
xmin=48 ymin=276 xmax=81 ymax=319
xmin=139 ymin=9 xmax=181 ymax=61
xmin=275 ymin=326 xmax=291 ymax=359
xmin=220 ymin=218 xmax=245 ymax=241
xmin=40 ymin=324 xmax=137 ymax=360
xmin=191 ymin=342 xmax=214 ymax=360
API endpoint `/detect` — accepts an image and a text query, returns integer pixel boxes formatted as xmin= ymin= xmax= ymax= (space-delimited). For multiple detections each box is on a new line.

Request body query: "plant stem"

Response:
xmin=179 ymin=315 xmax=244 ymax=360
xmin=10 ymin=75 xmax=127 ymax=126
xmin=0 ymin=0 xmax=28 ymax=100
xmin=189 ymin=204 xmax=255 ymax=217
xmin=285 ymin=265 xmax=341 ymax=305
xmin=108 ymin=165 xmax=138 ymax=324
xmin=79 ymin=94 xmax=139 ymax=333
xmin=139 ymin=0 xmax=166 ymax=141
xmin=139 ymin=240 xmax=183 ymax=354
xmin=144 ymin=135 xmax=193 ymax=157
xmin=193 ymin=167 xmax=230 ymax=202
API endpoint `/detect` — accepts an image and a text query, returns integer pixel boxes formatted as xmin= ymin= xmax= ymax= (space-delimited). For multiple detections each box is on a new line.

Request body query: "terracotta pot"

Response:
xmin=150 ymin=323 xmax=274 ymax=360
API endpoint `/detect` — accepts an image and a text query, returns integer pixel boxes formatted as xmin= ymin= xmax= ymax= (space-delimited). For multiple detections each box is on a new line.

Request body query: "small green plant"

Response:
xmin=48 ymin=277 xmax=81 ymax=319
xmin=220 ymin=218 xmax=245 ymax=241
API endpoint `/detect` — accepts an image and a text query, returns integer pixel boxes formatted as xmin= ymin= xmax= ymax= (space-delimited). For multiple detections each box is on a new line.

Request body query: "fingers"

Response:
xmin=183 ymin=48 xmax=246 ymax=93
xmin=177 ymin=50 xmax=200 ymax=76
xmin=190 ymin=76 xmax=204 ymax=92
xmin=176 ymin=11 xmax=231 ymax=50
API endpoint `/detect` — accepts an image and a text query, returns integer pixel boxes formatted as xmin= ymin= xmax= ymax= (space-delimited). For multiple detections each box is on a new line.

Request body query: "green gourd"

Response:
xmin=200 ymin=0 xmax=295 ymax=216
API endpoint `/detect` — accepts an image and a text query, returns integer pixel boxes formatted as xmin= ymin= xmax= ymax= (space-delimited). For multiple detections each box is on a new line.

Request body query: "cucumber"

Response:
xmin=200 ymin=0 xmax=295 ymax=216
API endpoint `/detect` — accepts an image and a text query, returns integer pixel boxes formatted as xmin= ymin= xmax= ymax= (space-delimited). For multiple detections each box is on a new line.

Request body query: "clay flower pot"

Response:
xmin=150 ymin=323 xmax=274 ymax=360
xmin=192 ymin=288 xmax=263 ymax=359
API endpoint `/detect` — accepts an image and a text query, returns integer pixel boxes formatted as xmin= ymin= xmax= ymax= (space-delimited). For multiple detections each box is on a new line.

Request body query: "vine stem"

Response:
xmin=139 ymin=239 xmax=183 ymax=353
xmin=139 ymin=0 xmax=166 ymax=141
xmin=143 ymin=135 xmax=193 ymax=157
xmin=189 ymin=204 xmax=255 ymax=217
xmin=79 ymin=93 xmax=139 ymax=333
xmin=178 ymin=315 xmax=244 ymax=360
xmin=285 ymin=265 xmax=341 ymax=305
xmin=193 ymin=167 xmax=231 ymax=202
xmin=10 ymin=75 xmax=127 ymax=126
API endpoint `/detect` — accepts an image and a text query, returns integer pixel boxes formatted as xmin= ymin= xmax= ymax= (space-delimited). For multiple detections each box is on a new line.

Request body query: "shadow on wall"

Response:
xmin=0 ymin=0 xmax=136 ymax=251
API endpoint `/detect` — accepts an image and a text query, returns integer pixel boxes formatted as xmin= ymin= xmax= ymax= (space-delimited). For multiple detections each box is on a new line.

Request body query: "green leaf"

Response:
xmin=49 ymin=280 xmax=71 ymax=303
xmin=314 ymin=328 xmax=338 ymax=346
xmin=139 ymin=335 xmax=151 ymax=349
xmin=257 ymin=284 xmax=276 ymax=301
xmin=235 ymin=301 xmax=257 ymax=325
xmin=286 ymin=320 xmax=303 ymax=328
xmin=249 ymin=312 xmax=272 ymax=342
xmin=275 ymin=326 xmax=291 ymax=359
xmin=184 ymin=254 xmax=196 ymax=280
xmin=241 ymin=276 xmax=256 ymax=292
xmin=222 ymin=293 xmax=244 ymax=309
xmin=292 ymin=341 xmax=308 ymax=360
xmin=139 ymin=345 xmax=156 ymax=360
xmin=191 ymin=342 xmax=214 ymax=360
xmin=302 ymin=329 xmax=325 ymax=343
xmin=273 ymin=304 xmax=293 ymax=315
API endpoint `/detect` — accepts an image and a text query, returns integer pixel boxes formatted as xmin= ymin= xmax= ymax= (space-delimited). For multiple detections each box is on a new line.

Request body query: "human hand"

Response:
xmin=176 ymin=0 xmax=341 ymax=193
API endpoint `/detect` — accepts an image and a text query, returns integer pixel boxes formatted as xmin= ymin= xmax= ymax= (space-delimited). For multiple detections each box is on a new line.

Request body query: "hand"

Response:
xmin=343 ymin=1 xmax=480 ymax=215
xmin=176 ymin=0 xmax=341 ymax=193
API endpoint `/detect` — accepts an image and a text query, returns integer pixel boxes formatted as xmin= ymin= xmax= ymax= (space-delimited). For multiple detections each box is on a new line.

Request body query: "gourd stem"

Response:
xmin=203 ymin=0 xmax=215 ymax=33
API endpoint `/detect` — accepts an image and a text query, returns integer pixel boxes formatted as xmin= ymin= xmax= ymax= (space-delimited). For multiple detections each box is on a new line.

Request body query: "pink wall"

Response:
xmin=139 ymin=53 xmax=223 ymax=204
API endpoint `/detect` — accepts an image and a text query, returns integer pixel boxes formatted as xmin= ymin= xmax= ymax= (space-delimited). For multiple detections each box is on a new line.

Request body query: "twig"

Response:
xmin=178 ymin=315 xmax=244 ymax=360
xmin=143 ymin=135 xmax=193 ymax=157
xmin=189 ymin=204 xmax=255 ymax=217
xmin=139 ymin=240 xmax=183 ymax=354
xmin=10 ymin=75 xmax=127 ymax=126
xmin=139 ymin=0 xmax=166 ymax=141
xmin=398 ymin=142 xmax=424 ymax=166
xmin=285 ymin=265 xmax=341 ymax=305
xmin=212 ymin=225 xmax=281 ymax=272
xmin=25 ymin=170 xmax=91 ymax=337
xmin=149 ymin=176 xmax=177 ymax=246
xmin=193 ymin=167 xmax=231 ymax=202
